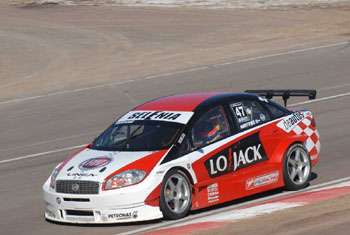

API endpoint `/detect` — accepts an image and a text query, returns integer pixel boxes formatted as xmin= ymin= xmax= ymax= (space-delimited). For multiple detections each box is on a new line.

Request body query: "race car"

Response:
xmin=43 ymin=90 xmax=320 ymax=223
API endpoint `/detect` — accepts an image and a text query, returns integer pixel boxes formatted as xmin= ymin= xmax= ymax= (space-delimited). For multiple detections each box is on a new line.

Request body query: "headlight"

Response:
xmin=50 ymin=164 xmax=61 ymax=189
xmin=104 ymin=170 xmax=147 ymax=190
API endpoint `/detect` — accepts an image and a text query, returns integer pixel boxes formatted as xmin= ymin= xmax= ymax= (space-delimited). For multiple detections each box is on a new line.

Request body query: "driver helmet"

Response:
xmin=201 ymin=122 xmax=219 ymax=143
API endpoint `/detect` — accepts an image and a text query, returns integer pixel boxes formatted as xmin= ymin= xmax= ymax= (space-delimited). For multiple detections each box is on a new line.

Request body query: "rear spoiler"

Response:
xmin=245 ymin=89 xmax=317 ymax=107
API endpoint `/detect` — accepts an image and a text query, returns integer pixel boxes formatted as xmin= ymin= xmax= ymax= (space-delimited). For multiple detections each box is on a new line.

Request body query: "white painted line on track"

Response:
xmin=1 ymin=90 xmax=349 ymax=165
xmin=213 ymin=42 xmax=349 ymax=67
xmin=0 ymin=132 xmax=96 ymax=153
xmin=318 ymin=83 xmax=350 ymax=91
xmin=289 ymin=91 xmax=350 ymax=107
xmin=0 ymin=67 xmax=209 ymax=106
xmin=118 ymin=177 xmax=350 ymax=235
xmin=0 ymin=41 xmax=347 ymax=107
xmin=0 ymin=144 xmax=86 ymax=165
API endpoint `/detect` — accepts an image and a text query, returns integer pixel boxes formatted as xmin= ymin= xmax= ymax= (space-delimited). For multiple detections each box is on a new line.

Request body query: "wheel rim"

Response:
xmin=287 ymin=147 xmax=310 ymax=185
xmin=164 ymin=173 xmax=191 ymax=214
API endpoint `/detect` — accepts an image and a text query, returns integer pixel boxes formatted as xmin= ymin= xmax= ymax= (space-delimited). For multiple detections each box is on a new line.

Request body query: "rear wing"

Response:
xmin=245 ymin=89 xmax=317 ymax=107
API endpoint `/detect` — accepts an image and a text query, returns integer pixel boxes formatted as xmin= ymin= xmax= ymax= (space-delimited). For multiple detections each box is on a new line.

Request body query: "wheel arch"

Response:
xmin=164 ymin=166 xmax=195 ymax=186
xmin=269 ymin=136 xmax=306 ymax=164
xmin=282 ymin=142 xmax=312 ymax=190
xmin=145 ymin=165 xmax=194 ymax=205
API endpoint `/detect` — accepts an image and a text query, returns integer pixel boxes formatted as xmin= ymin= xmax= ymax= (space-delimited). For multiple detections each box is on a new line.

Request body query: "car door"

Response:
xmin=227 ymin=98 xmax=283 ymax=191
xmin=228 ymin=100 xmax=270 ymax=170
xmin=178 ymin=105 xmax=232 ymax=180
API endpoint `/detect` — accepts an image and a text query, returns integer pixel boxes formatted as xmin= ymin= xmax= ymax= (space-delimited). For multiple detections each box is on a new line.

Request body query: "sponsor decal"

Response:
xmin=108 ymin=211 xmax=138 ymax=220
xmin=277 ymin=112 xmax=305 ymax=133
xmin=178 ymin=133 xmax=186 ymax=144
xmin=260 ymin=113 xmax=266 ymax=121
xmin=79 ymin=157 xmax=112 ymax=171
xmin=231 ymin=144 xmax=264 ymax=171
xmin=246 ymin=107 xmax=252 ymax=115
xmin=204 ymin=132 xmax=268 ymax=178
xmin=207 ymin=183 xmax=219 ymax=203
xmin=246 ymin=171 xmax=279 ymax=190
xmin=127 ymin=111 xmax=180 ymax=120
xmin=230 ymin=102 xmax=251 ymax=123
xmin=117 ymin=111 xmax=193 ymax=124
xmin=67 ymin=172 xmax=97 ymax=177
xmin=133 ymin=211 xmax=138 ymax=219
xmin=240 ymin=119 xmax=261 ymax=129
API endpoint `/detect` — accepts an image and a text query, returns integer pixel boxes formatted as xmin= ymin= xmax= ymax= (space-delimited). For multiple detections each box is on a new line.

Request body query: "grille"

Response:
xmin=56 ymin=180 xmax=99 ymax=194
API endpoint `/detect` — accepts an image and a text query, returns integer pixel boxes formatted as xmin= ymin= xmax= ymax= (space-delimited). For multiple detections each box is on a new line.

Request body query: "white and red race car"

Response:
xmin=43 ymin=90 xmax=320 ymax=223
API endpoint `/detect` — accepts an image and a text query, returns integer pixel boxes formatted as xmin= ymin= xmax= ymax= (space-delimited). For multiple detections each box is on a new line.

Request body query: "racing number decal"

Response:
xmin=234 ymin=104 xmax=247 ymax=118
xmin=230 ymin=102 xmax=250 ymax=123
xmin=204 ymin=132 xmax=268 ymax=178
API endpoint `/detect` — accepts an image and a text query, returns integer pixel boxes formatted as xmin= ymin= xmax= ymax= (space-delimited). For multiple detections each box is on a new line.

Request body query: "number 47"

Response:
xmin=235 ymin=106 xmax=246 ymax=117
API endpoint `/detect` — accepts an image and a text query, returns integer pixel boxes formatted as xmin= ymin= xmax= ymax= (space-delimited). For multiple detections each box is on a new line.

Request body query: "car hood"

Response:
xmin=55 ymin=148 xmax=167 ymax=183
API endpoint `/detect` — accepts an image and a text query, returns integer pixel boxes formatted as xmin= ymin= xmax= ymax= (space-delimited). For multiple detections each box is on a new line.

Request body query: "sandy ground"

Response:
xmin=197 ymin=194 xmax=350 ymax=235
xmin=2 ymin=0 xmax=350 ymax=9
xmin=0 ymin=3 xmax=350 ymax=101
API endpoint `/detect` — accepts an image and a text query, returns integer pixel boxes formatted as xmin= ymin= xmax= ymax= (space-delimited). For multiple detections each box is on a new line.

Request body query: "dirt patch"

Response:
xmin=0 ymin=3 xmax=350 ymax=101
xmin=196 ymin=194 xmax=350 ymax=235
xmin=3 ymin=1 xmax=350 ymax=9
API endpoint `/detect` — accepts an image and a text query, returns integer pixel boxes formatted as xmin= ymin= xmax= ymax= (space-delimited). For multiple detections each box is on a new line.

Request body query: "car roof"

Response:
xmin=134 ymin=92 xmax=258 ymax=112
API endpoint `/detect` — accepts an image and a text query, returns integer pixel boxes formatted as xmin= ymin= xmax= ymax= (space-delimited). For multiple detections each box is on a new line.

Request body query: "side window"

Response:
xmin=229 ymin=100 xmax=271 ymax=131
xmin=181 ymin=106 xmax=230 ymax=152
xmin=264 ymin=103 xmax=288 ymax=119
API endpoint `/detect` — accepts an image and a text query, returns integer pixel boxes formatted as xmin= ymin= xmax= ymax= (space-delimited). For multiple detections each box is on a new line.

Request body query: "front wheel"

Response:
xmin=283 ymin=143 xmax=311 ymax=190
xmin=159 ymin=169 xmax=192 ymax=220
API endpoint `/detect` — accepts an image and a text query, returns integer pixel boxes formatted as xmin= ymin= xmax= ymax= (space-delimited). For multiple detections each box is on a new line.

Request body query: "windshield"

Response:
xmin=91 ymin=120 xmax=183 ymax=151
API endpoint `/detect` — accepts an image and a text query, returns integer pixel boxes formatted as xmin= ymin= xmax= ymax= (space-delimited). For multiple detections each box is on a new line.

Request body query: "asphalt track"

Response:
xmin=1 ymin=41 xmax=350 ymax=235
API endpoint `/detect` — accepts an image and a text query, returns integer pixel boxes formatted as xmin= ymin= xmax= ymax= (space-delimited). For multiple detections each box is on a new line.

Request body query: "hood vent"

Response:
xmin=67 ymin=166 xmax=74 ymax=171
xmin=99 ymin=167 xmax=107 ymax=173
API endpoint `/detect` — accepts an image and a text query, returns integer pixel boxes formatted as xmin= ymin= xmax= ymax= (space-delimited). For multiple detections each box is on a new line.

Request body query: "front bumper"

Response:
xmin=43 ymin=180 xmax=162 ymax=224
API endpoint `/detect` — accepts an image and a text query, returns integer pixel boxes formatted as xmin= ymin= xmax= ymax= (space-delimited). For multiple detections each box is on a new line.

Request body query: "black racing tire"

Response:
xmin=159 ymin=169 xmax=192 ymax=220
xmin=283 ymin=143 xmax=312 ymax=191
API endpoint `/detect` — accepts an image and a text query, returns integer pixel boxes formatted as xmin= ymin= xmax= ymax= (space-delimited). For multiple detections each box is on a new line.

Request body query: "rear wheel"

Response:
xmin=159 ymin=169 xmax=192 ymax=220
xmin=283 ymin=143 xmax=311 ymax=190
